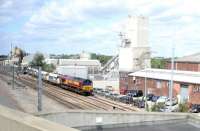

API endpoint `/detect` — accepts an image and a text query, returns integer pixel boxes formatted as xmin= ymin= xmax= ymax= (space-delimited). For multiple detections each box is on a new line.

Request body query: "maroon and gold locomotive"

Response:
xmin=60 ymin=75 xmax=93 ymax=95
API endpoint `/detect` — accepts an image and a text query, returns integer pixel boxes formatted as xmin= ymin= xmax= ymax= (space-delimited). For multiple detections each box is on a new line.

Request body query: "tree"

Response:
xmin=91 ymin=53 xmax=112 ymax=65
xmin=42 ymin=63 xmax=56 ymax=72
xmin=151 ymin=57 xmax=166 ymax=69
xmin=30 ymin=53 xmax=46 ymax=67
xmin=30 ymin=53 xmax=56 ymax=72
xmin=12 ymin=46 xmax=27 ymax=66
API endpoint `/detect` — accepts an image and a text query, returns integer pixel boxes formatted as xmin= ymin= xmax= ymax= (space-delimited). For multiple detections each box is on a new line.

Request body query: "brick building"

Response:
xmin=119 ymin=72 xmax=131 ymax=94
xmin=165 ymin=53 xmax=200 ymax=72
xmin=128 ymin=69 xmax=200 ymax=104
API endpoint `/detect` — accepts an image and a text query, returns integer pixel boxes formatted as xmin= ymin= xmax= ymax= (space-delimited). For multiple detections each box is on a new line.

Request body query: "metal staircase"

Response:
xmin=100 ymin=55 xmax=119 ymax=80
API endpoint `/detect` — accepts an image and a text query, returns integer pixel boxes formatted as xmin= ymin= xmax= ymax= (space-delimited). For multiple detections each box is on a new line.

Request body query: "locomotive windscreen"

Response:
xmin=83 ymin=80 xmax=92 ymax=85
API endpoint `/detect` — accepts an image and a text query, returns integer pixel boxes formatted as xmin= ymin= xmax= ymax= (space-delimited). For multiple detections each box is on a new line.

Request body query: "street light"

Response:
xmin=141 ymin=51 xmax=151 ymax=111
xmin=170 ymin=45 xmax=175 ymax=110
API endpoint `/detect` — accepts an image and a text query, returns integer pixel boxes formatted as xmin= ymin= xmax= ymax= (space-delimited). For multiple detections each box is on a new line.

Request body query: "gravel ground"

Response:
xmin=0 ymin=73 xmax=70 ymax=114
xmin=0 ymin=79 xmax=21 ymax=110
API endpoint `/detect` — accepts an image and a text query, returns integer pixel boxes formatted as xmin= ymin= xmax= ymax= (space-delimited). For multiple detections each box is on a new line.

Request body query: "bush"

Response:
xmin=151 ymin=103 xmax=165 ymax=112
xmin=178 ymin=101 xmax=189 ymax=112
xmin=42 ymin=63 xmax=55 ymax=72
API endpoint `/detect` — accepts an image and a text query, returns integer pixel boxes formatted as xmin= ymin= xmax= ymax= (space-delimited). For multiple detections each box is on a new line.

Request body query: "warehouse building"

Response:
xmin=58 ymin=59 xmax=101 ymax=74
xmin=21 ymin=53 xmax=101 ymax=75
xmin=165 ymin=52 xmax=200 ymax=72
xmin=128 ymin=69 xmax=200 ymax=104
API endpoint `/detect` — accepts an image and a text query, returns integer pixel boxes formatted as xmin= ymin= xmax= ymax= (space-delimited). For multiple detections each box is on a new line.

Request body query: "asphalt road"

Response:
xmin=89 ymin=123 xmax=199 ymax=131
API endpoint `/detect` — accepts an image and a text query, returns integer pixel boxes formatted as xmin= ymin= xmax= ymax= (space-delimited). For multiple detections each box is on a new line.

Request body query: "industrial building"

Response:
xmin=20 ymin=51 xmax=101 ymax=75
xmin=58 ymin=59 xmax=101 ymax=74
xmin=128 ymin=69 xmax=200 ymax=104
xmin=165 ymin=52 xmax=200 ymax=72
xmin=119 ymin=16 xmax=151 ymax=94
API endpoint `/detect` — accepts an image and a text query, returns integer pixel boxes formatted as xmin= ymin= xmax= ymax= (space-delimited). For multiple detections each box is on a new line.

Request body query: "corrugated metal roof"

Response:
xmin=129 ymin=68 xmax=200 ymax=84
xmin=175 ymin=52 xmax=200 ymax=63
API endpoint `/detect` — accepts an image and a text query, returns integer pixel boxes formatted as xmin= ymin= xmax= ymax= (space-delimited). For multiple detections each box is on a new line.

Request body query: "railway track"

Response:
xmin=90 ymin=96 xmax=140 ymax=111
xmin=0 ymin=69 xmax=137 ymax=111
xmin=22 ymin=75 xmax=135 ymax=111
xmin=20 ymin=76 xmax=106 ymax=110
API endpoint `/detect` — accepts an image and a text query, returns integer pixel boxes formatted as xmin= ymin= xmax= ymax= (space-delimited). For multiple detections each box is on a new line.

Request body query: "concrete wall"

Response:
xmin=0 ymin=105 xmax=79 ymax=131
xmin=37 ymin=110 xmax=189 ymax=130
xmin=188 ymin=114 xmax=200 ymax=127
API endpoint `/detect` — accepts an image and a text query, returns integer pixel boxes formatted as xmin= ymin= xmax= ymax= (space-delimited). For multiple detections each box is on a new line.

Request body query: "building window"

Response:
xmin=156 ymin=80 xmax=161 ymax=89
xmin=193 ymin=85 xmax=200 ymax=93
xmin=136 ymin=79 xmax=141 ymax=85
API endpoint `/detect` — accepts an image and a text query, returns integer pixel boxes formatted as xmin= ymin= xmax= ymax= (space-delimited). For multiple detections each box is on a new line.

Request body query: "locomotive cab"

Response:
xmin=82 ymin=79 xmax=93 ymax=95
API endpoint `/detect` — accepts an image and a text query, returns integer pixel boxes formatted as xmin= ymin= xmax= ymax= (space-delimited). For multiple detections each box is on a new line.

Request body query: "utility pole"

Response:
xmin=144 ymin=60 xmax=147 ymax=111
xmin=170 ymin=46 xmax=175 ymax=109
xmin=37 ymin=67 xmax=42 ymax=112
xmin=12 ymin=64 xmax=14 ymax=89
xmin=10 ymin=43 xmax=13 ymax=61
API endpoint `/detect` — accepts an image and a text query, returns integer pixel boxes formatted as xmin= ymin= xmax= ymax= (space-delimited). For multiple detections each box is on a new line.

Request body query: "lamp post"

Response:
xmin=142 ymin=51 xmax=151 ymax=111
xmin=145 ymin=62 xmax=147 ymax=111
xmin=170 ymin=46 xmax=175 ymax=109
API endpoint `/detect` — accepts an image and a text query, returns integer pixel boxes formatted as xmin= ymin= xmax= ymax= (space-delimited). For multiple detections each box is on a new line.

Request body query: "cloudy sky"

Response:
xmin=0 ymin=0 xmax=200 ymax=57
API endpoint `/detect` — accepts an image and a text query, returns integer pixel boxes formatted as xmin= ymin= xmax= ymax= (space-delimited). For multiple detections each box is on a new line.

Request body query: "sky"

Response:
xmin=0 ymin=0 xmax=200 ymax=57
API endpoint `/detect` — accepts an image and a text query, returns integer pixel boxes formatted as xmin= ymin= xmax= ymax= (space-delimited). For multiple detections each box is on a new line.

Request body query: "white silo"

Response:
xmin=119 ymin=16 xmax=151 ymax=72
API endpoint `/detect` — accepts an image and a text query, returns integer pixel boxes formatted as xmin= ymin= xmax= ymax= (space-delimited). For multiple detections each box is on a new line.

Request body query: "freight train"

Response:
xmin=27 ymin=67 xmax=93 ymax=96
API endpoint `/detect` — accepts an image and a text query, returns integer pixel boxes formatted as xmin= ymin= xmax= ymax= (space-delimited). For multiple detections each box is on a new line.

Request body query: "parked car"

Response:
xmin=127 ymin=90 xmax=143 ymax=97
xmin=104 ymin=90 xmax=112 ymax=97
xmin=165 ymin=98 xmax=178 ymax=106
xmin=110 ymin=93 xmax=119 ymax=100
xmin=119 ymin=95 xmax=133 ymax=104
xmin=152 ymin=96 xmax=160 ymax=102
xmin=156 ymin=96 xmax=168 ymax=103
xmin=94 ymin=88 xmax=103 ymax=94
xmin=146 ymin=94 xmax=155 ymax=101
xmin=190 ymin=104 xmax=200 ymax=113
xmin=137 ymin=100 xmax=145 ymax=108
xmin=160 ymin=104 xmax=179 ymax=112
xmin=98 ymin=89 xmax=106 ymax=96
